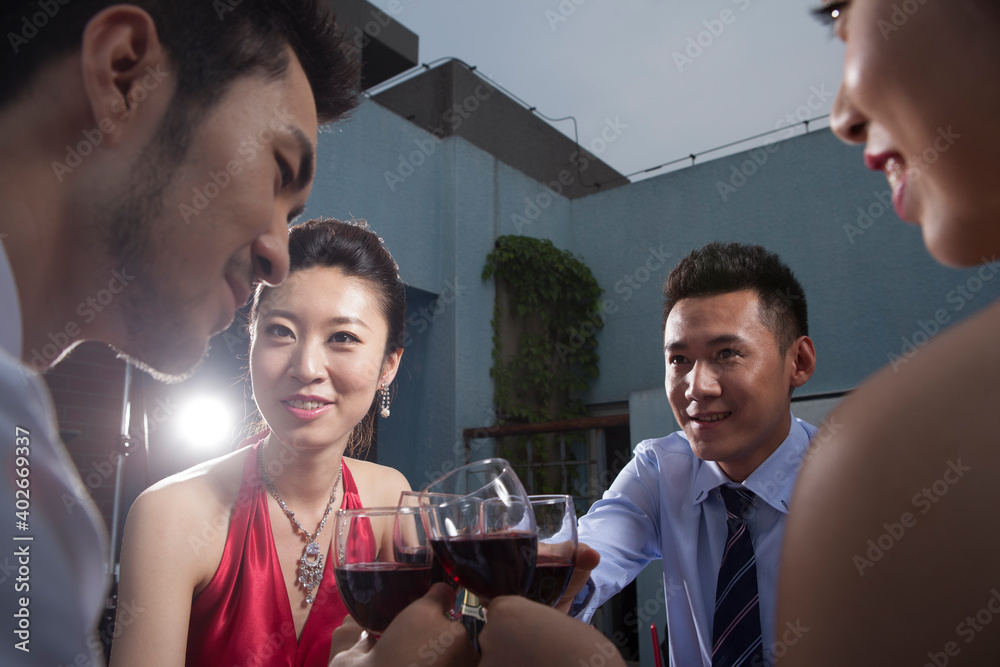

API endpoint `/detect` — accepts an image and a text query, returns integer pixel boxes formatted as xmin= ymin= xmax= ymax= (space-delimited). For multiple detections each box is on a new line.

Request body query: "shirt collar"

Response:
xmin=0 ymin=238 xmax=23 ymax=360
xmin=691 ymin=413 xmax=811 ymax=514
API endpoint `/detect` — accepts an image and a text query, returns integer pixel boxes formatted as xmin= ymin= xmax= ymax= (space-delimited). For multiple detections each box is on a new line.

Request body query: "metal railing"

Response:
xmin=462 ymin=414 xmax=629 ymax=513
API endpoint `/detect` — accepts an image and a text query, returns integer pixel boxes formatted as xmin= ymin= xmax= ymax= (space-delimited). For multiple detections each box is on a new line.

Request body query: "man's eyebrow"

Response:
xmin=289 ymin=125 xmax=315 ymax=192
xmin=664 ymin=334 xmax=746 ymax=352
xmin=707 ymin=334 xmax=745 ymax=346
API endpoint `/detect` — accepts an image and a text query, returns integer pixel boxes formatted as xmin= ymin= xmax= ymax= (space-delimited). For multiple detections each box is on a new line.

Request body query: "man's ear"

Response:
xmin=79 ymin=5 xmax=172 ymax=145
xmin=788 ymin=335 xmax=817 ymax=389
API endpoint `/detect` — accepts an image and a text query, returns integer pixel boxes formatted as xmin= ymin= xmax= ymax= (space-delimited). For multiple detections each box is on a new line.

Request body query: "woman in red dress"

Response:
xmin=112 ymin=219 xmax=409 ymax=666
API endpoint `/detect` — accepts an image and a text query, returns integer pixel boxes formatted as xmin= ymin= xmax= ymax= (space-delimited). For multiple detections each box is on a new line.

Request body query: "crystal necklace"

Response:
xmin=258 ymin=445 xmax=343 ymax=604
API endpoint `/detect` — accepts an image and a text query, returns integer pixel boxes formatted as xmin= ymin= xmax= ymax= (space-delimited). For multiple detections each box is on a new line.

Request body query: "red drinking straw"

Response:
xmin=651 ymin=623 xmax=663 ymax=667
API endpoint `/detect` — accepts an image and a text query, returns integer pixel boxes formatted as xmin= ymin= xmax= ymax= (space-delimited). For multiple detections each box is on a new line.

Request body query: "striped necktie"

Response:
xmin=712 ymin=486 xmax=764 ymax=667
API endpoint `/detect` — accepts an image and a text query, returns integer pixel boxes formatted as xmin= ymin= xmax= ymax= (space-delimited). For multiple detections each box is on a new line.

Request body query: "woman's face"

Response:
xmin=250 ymin=266 xmax=401 ymax=452
xmin=824 ymin=0 xmax=1000 ymax=266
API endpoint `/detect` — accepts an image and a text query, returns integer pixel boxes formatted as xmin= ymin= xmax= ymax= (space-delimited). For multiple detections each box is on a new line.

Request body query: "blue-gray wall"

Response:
xmin=572 ymin=129 xmax=987 ymax=401
xmin=307 ymin=99 xmax=1000 ymax=488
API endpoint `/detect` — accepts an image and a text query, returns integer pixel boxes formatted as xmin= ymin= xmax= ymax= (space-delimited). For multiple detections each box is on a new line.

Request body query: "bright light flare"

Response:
xmin=175 ymin=395 xmax=234 ymax=450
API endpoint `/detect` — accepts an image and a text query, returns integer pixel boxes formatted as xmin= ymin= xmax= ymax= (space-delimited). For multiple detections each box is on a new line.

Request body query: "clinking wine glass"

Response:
xmin=398 ymin=491 xmax=458 ymax=588
xmin=524 ymin=494 xmax=577 ymax=607
xmin=420 ymin=458 xmax=537 ymax=604
xmin=333 ymin=506 xmax=433 ymax=635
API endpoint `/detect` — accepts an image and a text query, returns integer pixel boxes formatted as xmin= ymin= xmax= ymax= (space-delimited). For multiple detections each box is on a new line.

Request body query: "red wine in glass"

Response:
xmin=333 ymin=562 xmax=432 ymax=634
xmin=394 ymin=545 xmax=458 ymax=588
xmin=431 ymin=532 xmax=537 ymax=602
xmin=524 ymin=554 xmax=576 ymax=606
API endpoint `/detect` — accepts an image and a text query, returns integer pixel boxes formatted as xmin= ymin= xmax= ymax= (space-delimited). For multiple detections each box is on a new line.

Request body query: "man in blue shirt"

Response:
xmin=572 ymin=242 xmax=818 ymax=667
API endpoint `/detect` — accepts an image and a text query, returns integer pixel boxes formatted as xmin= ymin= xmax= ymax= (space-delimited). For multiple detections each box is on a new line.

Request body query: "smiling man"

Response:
xmin=571 ymin=242 xmax=817 ymax=667
xmin=0 ymin=1 xmax=358 ymax=664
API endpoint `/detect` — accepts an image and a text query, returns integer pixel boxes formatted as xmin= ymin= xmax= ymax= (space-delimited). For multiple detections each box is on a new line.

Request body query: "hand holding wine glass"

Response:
xmin=524 ymin=495 xmax=577 ymax=607
xmin=553 ymin=542 xmax=601 ymax=614
xmin=329 ymin=584 xmax=477 ymax=667
xmin=477 ymin=595 xmax=626 ymax=667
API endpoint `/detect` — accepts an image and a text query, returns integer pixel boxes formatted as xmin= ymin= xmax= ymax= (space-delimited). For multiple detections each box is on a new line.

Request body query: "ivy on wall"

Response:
xmin=482 ymin=235 xmax=604 ymax=424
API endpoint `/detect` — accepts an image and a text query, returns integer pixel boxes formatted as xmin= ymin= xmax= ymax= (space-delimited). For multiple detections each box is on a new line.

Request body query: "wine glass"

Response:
xmin=524 ymin=495 xmax=577 ymax=606
xmin=398 ymin=491 xmax=458 ymax=588
xmin=421 ymin=458 xmax=537 ymax=603
xmin=333 ymin=506 xmax=433 ymax=635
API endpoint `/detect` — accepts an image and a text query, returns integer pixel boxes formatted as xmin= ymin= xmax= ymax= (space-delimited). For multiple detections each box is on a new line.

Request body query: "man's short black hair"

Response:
xmin=662 ymin=242 xmax=808 ymax=351
xmin=1 ymin=0 xmax=359 ymax=123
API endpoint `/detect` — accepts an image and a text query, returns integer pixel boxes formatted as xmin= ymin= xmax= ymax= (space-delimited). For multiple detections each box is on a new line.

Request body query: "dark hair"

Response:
xmin=662 ymin=242 xmax=808 ymax=351
xmin=248 ymin=218 xmax=406 ymax=453
xmin=1 ymin=0 xmax=359 ymax=123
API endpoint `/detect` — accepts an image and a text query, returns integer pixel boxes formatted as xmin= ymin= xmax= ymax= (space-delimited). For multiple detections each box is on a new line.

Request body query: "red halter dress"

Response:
xmin=185 ymin=434 xmax=374 ymax=666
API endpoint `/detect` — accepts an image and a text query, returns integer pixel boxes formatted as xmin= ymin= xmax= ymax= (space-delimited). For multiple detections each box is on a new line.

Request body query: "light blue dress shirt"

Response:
xmin=574 ymin=416 xmax=816 ymax=667
xmin=0 ymin=239 xmax=109 ymax=665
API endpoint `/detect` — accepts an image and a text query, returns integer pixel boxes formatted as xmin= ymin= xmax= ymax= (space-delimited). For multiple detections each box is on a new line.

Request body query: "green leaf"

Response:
xmin=483 ymin=235 xmax=605 ymax=423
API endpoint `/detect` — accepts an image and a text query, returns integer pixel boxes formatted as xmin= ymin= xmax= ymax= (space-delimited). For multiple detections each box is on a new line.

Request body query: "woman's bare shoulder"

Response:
xmin=342 ymin=456 xmax=411 ymax=507
xmin=138 ymin=447 xmax=251 ymax=510
xmin=778 ymin=298 xmax=1000 ymax=665
xmin=797 ymin=297 xmax=1000 ymax=527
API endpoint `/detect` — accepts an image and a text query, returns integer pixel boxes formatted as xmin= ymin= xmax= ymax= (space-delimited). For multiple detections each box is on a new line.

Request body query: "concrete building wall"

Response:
xmin=308 ymin=99 xmax=583 ymax=486
xmin=306 ymin=98 xmax=1000 ymax=488
xmin=573 ymin=129 xmax=999 ymax=403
